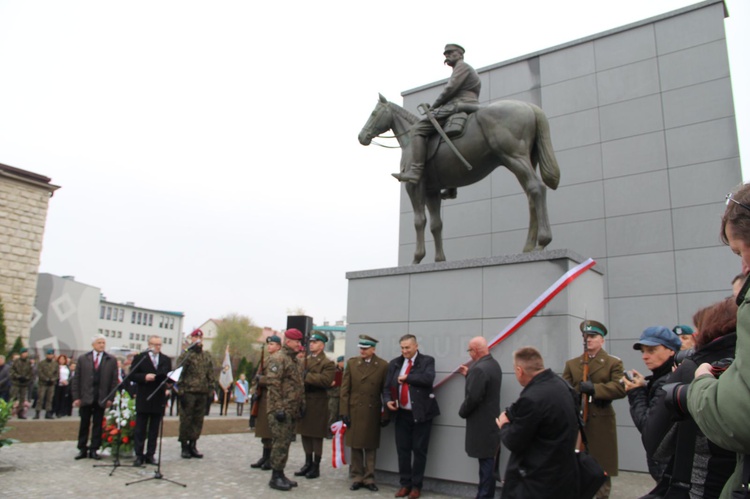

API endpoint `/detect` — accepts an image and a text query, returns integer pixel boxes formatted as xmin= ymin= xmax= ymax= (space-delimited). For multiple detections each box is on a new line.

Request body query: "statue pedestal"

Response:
xmin=346 ymin=249 xmax=604 ymax=495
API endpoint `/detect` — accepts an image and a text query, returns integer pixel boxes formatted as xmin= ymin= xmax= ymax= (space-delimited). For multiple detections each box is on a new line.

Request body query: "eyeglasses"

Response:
xmin=726 ymin=192 xmax=750 ymax=213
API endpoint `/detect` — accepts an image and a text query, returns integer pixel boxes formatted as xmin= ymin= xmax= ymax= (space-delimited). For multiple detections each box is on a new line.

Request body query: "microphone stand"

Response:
xmin=94 ymin=352 xmax=149 ymax=475
xmin=126 ymin=348 xmax=196 ymax=488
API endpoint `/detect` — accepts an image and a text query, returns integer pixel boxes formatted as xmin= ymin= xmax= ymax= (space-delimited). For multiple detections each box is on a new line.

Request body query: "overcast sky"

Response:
xmin=0 ymin=0 xmax=747 ymax=332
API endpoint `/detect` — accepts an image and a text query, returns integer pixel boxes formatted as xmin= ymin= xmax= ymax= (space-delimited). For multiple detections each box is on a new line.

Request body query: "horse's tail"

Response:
xmin=531 ymin=104 xmax=560 ymax=190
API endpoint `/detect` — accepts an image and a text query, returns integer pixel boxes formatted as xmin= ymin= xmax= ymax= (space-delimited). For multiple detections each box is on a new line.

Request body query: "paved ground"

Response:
xmin=0 ymin=407 xmax=655 ymax=498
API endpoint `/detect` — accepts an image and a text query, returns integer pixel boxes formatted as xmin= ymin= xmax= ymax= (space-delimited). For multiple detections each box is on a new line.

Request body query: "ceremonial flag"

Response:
xmin=331 ymin=420 xmax=348 ymax=468
xmin=219 ymin=345 xmax=234 ymax=390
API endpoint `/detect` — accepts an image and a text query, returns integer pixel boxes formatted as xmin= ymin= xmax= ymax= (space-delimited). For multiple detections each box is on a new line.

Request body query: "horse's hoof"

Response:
xmin=435 ymin=255 xmax=446 ymax=262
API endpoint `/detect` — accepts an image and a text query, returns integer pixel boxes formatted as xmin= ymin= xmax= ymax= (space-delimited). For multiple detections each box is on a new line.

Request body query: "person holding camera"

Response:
xmin=643 ymin=298 xmax=737 ymax=498
xmin=622 ymin=326 xmax=682 ymax=482
xmin=687 ymin=185 xmax=750 ymax=498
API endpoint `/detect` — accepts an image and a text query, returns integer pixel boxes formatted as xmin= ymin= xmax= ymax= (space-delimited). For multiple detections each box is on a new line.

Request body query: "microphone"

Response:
xmin=142 ymin=348 xmax=153 ymax=354
xmin=186 ymin=341 xmax=201 ymax=351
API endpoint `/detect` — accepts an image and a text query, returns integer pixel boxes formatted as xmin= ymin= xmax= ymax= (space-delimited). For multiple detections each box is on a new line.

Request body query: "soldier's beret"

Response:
xmin=266 ymin=335 xmax=281 ymax=344
xmin=285 ymin=328 xmax=304 ymax=341
xmin=444 ymin=43 xmax=465 ymax=55
xmin=672 ymin=325 xmax=694 ymax=336
xmin=358 ymin=335 xmax=378 ymax=348
xmin=190 ymin=328 xmax=203 ymax=338
xmin=45 ymin=348 xmax=55 ymax=355
xmin=20 ymin=347 xmax=28 ymax=353
xmin=336 ymin=356 xmax=345 ymax=362
xmin=310 ymin=333 xmax=328 ymax=343
xmin=580 ymin=320 xmax=607 ymax=337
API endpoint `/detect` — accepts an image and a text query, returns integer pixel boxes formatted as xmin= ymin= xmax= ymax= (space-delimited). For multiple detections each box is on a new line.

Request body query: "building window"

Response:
xmin=118 ymin=331 xmax=122 ymax=338
xmin=148 ymin=314 xmax=153 ymax=327
xmin=137 ymin=312 xmax=142 ymax=325
xmin=100 ymin=306 xmax=105 ymax=319
xmin=119 ymin=309 xmax=124 ymax=322
xmin=129 ymin=332 xmax=134 ymax=340
xmin=169 ymin=317 xmax=175 ymax=330
xmin=159 ymin=316 xmax=164 ymax=328
xmin=106 ymin=307 xmax=112 ymax=320
xmin=131 ymin=311 xmax=136 ymax=324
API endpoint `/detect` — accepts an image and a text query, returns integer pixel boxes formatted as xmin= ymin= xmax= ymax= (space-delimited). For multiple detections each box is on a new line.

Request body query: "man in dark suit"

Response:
xmin=71 ymin=334 xmax=118 ymax=460
xmin=130 ymin=335 xmax=172 ymax=466
xmin=384 ymin=334 xmax=440 ymax=499
xmin=458 ymin=336 xmax=502 ymax=499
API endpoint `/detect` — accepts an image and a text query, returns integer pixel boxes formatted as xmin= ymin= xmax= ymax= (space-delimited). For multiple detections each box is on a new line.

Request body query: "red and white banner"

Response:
xmin=434 ymin=258 xmax=596 ymax=388
xmin=330 ymin=420 xmax=348 ymax=469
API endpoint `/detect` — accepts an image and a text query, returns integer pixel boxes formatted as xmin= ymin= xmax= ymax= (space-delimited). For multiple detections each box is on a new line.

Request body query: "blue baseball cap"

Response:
xmin=633 ymin=326 xmax=682 ymax=352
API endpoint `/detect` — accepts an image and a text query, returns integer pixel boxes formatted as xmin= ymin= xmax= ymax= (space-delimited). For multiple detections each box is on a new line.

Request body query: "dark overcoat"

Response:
xmin=297 ymin=353 xmax=335 ymax=438
xmin=340 ymin=354 xmax=388 ymax=449
xmin=383 ymin=352 xmax=440 ymax=423
xmin=129 ymin=351 xmax=173 ymax=414
xmin=459 ymin=353 xmax=502 ymax=459
xmin=500 ymin=369 xmax=579 ymax=499
xmin=71 ymin=351 xmax=118 ymax=407
xmin=563 ymin=348 xmax=626 ymax=476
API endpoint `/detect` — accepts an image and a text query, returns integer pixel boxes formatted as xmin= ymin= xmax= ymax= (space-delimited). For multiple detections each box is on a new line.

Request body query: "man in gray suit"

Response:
xmin=459 ymin=336 xmax=502 ymax=499
xmin=71 ymin=334 xmax=118 ymax=460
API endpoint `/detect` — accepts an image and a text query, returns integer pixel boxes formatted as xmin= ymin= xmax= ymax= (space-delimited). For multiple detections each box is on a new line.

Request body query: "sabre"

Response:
xmin=418 ymin=103 xmax=473 ymax=171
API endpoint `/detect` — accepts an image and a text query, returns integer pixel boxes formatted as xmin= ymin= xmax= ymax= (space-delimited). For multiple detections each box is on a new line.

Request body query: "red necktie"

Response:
xmin=94 ymin=353 xmax=100 ymax=370
xmin=400 ymin=359 xmax=412 ymax=406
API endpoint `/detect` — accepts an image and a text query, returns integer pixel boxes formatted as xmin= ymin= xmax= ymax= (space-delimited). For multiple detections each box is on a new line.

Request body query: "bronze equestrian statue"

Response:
xmin=358 ymin=45 xmax=561 ymax=265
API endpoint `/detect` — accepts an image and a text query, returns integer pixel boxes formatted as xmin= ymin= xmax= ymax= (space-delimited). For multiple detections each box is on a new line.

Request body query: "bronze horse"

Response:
xmin=358 ymin=94 xmax=560 ymax=264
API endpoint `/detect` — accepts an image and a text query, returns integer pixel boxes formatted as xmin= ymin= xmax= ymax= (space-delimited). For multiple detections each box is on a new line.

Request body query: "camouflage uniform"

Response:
xmin=36 ymin=357 xmax=59 ymax=413
xmin=266 ymin=344 xmax=304 ymax=471
xmin=10 ymin=356 xmax=33 ymax=405
xmin=176 ymin=348 xmax=215 ymax=444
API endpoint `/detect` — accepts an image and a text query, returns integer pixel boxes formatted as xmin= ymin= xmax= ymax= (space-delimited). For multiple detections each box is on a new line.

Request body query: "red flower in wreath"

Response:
xmin=110 ymin=429 xmax=119 ymax=436
xmin=122 ymin=436 xmax=129 ymax=444
xmin=129 ymin=420 xmax=136 ymax=428
xmin=107 ymin=436 xmax=113 ymax=443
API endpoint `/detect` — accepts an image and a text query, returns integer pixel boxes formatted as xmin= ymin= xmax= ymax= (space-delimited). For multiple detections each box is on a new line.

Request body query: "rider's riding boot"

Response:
xmin=393 ymin=136 xmax=426 ymax=183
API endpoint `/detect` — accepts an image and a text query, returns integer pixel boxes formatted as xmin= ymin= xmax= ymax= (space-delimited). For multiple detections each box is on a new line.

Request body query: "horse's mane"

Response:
xmin=389 ymin=101 xmax=418 ymax=124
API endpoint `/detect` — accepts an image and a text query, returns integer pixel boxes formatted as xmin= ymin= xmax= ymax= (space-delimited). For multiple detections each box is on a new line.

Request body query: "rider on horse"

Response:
xmin=392 ymin=44 xmax=482 ymax=184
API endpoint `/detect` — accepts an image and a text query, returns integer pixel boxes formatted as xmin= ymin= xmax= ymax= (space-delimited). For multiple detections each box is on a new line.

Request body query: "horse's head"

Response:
xmin=358 ymin=93 xmax=393 ymax=146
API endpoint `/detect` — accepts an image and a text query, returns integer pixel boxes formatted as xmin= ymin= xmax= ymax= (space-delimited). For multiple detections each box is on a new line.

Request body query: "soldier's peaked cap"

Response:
xmin=580 ymin=320 xmax=607 ymax=337
xmin=358 ymin=335 xmax=378 ymax=348
xmin=444 ymin=43 xmax=465 ymax=55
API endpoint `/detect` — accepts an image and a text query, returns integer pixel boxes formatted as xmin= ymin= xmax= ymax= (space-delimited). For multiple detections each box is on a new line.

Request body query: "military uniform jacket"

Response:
xmin=296 ymin=353 xmax=335 ymax=438
xmin=266 ymin=345 xmax=304 ymax=418
xmin=340 ymin=354 xmax=389 ymax=450
xmin=252 ymin=363 xmax=272 ymax=439
xmin=10 ymin=357 xmax=33 ymax=387
xmin=432 ymin=59 xmax=481 ymax=110
xmin=37 ymin=358 xmax=59 ymax=387
xmin=176 ymin=349 xmax=215 ymax=394
xmin=563 ymin=348 xmax=626 ymax=476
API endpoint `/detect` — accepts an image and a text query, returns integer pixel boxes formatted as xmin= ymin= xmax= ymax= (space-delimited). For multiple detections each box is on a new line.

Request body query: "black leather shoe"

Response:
xmin=350 ymin=482 xmax=363 ymax=491
xmin=133 ymin=456 xmax=145 ymax=467
xmin=74 ymin=450 xmax=88 ymax=460
xmin=144 ymin=456 xmax=158 ymax=465
xmin=364 ymin=483 xmax=379 ymax=492
xmin=89 ymin=450 xmax=101 ymax=460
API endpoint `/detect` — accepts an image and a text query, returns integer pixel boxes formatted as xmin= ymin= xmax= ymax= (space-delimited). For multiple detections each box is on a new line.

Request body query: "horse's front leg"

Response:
xmin=407 ymin=184 xmax=427 ymax=264
xmin=425 ymin=191 xmax=445 ymax=262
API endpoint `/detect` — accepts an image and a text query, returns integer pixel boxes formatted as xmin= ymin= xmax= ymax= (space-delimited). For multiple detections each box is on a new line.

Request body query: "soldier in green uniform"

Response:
xmin=35 ymin=348 xmax=59 ymax=419
xmin=176 ymin=328 xmax=215 ymax=459
xmin=10 ymin=347 xmax=33 ymax=419
xmin=250 ymin=335 xmax=282 ymax=470
xmin=327 ymin=355 xmax=344 ymax=438
xmin=294 ymin=332 xmax=335 ymax=479
xmin=266 ymin=328 xmax=305 ymax=492
xmin=340 ymin=335 xmax=389 ymax=492
xmin=563 ymin=320 xmax=626 ymax=499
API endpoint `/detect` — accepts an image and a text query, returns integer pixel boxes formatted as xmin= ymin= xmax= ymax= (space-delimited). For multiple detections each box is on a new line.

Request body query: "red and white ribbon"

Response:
xmin=330 ymin=420 xmax=347 ymax=469
xmin=434 ymin=257 xmax=596 ymax=388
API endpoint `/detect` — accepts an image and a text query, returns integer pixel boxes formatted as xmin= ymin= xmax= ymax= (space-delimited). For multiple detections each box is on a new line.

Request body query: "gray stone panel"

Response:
xmin=540 ymin=42 xmax=595 ymax=86
xmin=666 ymin=117 xmax=739 ymax=167
xmin=607 ymin=295 xmax=679 ymax=341
xmin=677 ymin=291 xmax=735 ymax=326
xmin=662 ymin=78 xmax=735 ymax=129
xmin=441 ymin=199 xmax=492 ymax=239
xmin=606 ymin=252 xmax=676 ymax=298
xmin=669 ymin=158 xmax=742 ymax=208
xmin=617 ymin=421 xmax=649 ymax=472
xmin=490 ymin=229 xmax=533 ymax=257
xmin=548 ymin=181 xmax=604 ymax=225
xmin=658 ymin=40 xmax=730 ymax=92
xmin=546 ymin=219 xmax=607 ymax=259
xmin=675 ymin=246 xmax=740 ymax=293
xmin=408 ymin=268 xmax=484 ymax=321
xmin=672 ymin=203 xmax=725 ymax=250
xmin=549 ymin=108 xmax=600 ymax=151
xmin=599 ymin=93 xmax=664 ymax=142
xmin=494 ymin=88 xmax=542 ymax=106
xmin=486 ymin=58 xmax=540 ymax=100
xmin=491 ymin=194 xmax=530 ymax=232
xmin=490 ymin=166 xmax=525 ymax=197
xmin=594 ymin=24 xmax=656 ymax=71
xmin=601 ymin=131 xmax=667 ymax=180
xmin=554 ymin=144 xmax=603 ymax=186
xmin=605 ymin=211 xmax=674 ymax=258
xmin=540 ymin=74 xmax=598 ymax=118
xmin=603 ymin=170 xmax=670 ymax=218
xmin=346 ymin=275 xmax=410 ymax=324
xmin=482 ymin=261 xmax=570 ymax=317
xmin=441 ymin=234 xmax=493 ymax=262
xmin=596 ymin=58 xmax=660 ymax=106
xmin=608 ymin=339 xmax=648 ymax=372
xmin=654 ymin=3 xmax=726 ymax=55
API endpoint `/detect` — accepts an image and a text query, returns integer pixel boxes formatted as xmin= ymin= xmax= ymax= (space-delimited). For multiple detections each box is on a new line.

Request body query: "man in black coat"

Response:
xmin=459 ymin=336 xmax=502 ymax=499
xmin=130 ymin=335 xmax=172 ymax=466
xmin=384 ymin=334 xmax=440 ymax=499
xmin=497 ymin=347 xmax=579 ymax=499
xmin=71 ymin=334 xmax=119 ymax=460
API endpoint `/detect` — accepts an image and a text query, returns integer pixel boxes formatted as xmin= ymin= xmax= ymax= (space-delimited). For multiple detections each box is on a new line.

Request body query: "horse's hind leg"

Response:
xmin=505 ymin=155 xmax=551 ymax=251
xmin=425 ymin=191 xmax=445 ymax=262
xmin=406 ymin=183 xmax=427 ymax=264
